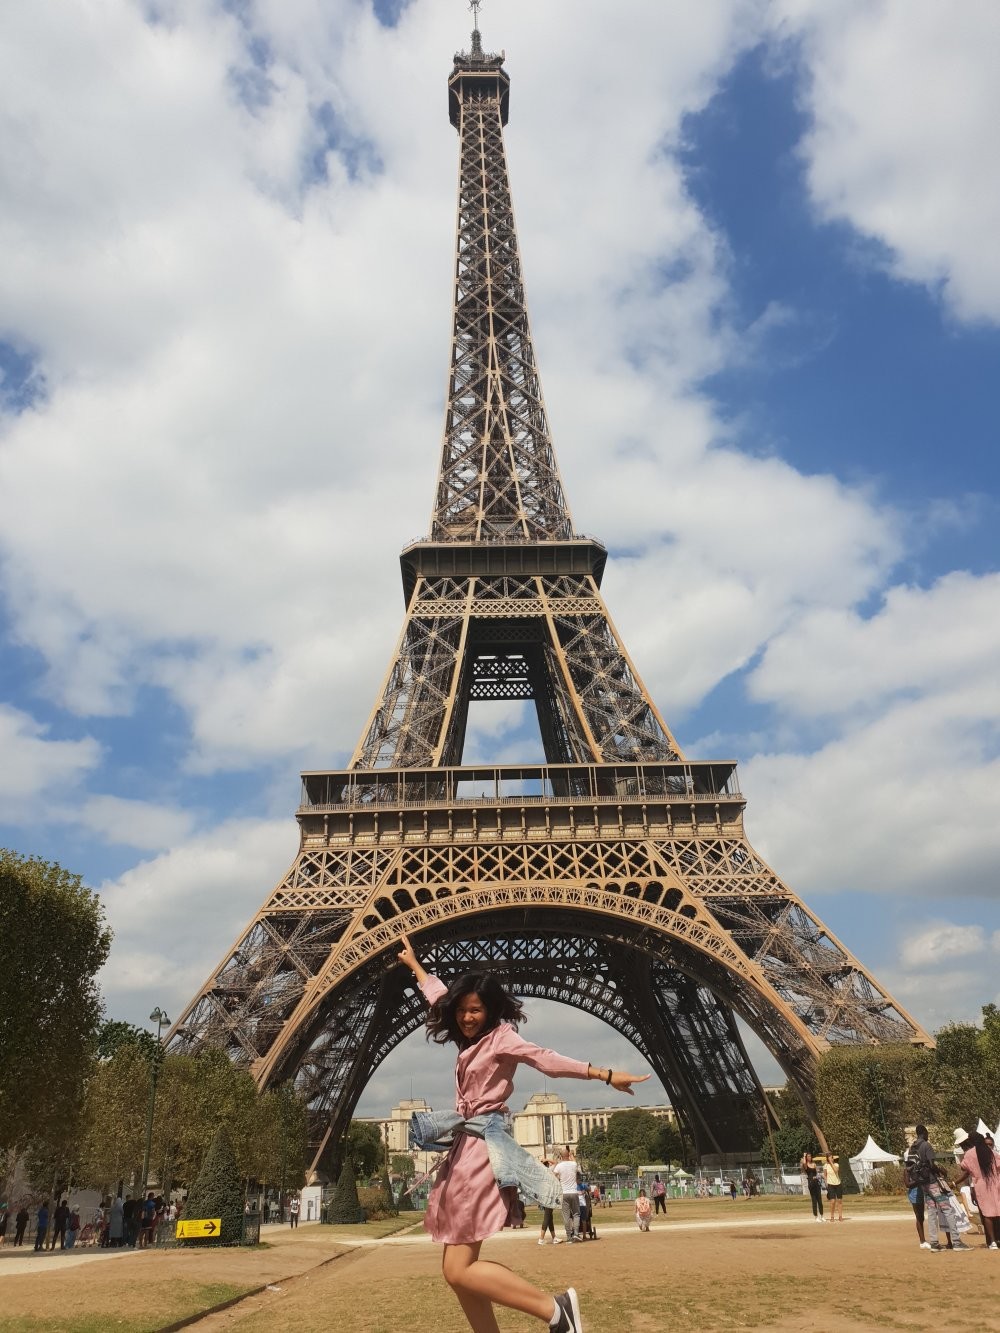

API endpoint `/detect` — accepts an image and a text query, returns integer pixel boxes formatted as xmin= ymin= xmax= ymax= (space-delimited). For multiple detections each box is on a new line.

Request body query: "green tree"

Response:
xmin=345 ymin=1121 xmax=383 ymax=1179
xmin=971 ymin=1005 xmax=1000 ymax=1127
xmin=602 ymin=1109 xmax=662 ymax=1170
xmin=934 ymin=1022 xmax=989 ymax=1133
xmin=328 ymin=1158 xmax=365 ymax=1223
xmin=0 ymin=851 xmax=112 ymax=1152
xmin=650 ymin=1119 xmax=685 ymax=1168
xmin=182 ymin=1125 xmax=244 ymax=1246
xmin=762 ymin=1082 xmax=819 ymax=1166
xmin=76 ymin=1041 xmax=150 ymax=1192
xmin=816 ymin=1045 xmax=935 ymax=1157
xmin=390 ymin=1154 xmax=415 ymax=1183
xmin=0 ymin=849 xmax=112 ymax=1194
xmin=378 ymin=1161 xmax=397 ymax=1215
xmin=574 ymin=1126 xmax=608 ymax=1174
xmin=96 ymin=1019 xmax=157 ymax=1062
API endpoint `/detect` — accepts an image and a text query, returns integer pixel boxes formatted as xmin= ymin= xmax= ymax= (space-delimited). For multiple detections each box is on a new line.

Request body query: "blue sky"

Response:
xmin=2 ymin=0 xmax=999 ymax=1118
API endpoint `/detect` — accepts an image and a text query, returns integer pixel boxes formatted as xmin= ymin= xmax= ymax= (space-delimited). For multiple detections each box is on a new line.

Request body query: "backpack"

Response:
xmin=904 ymin=1147 xmax=933 ymax=1188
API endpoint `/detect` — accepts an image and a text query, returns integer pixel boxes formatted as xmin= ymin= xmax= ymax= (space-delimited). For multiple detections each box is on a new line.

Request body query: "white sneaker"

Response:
xmin=538 ymin=1238 xmax=548 ymax=1245
xmin=919 ymin=1242 xmax=931 ymax=1249
xmin=988 ymin=1242 xmax=998 ymax=1250
xmin=552 ymin=1237 xmax=563 ymax=1244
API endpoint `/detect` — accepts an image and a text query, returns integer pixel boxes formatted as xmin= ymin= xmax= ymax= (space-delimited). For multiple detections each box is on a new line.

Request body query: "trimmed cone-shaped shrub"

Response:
xmin=379 ymin=1163 xmax=398 ymax=1215
xmin=328 ymin=1159 xmax=365 ymax=1224
xmin=182 ymin=1125 xmax=245 ymax=1245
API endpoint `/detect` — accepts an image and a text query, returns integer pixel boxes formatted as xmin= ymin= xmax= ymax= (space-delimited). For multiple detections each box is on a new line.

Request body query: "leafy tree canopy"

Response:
xmin=390 ymin=1154 xmax=416 ymax=1182
xmin=576 ymin=1110 xmax=665 ymax=1172
xmin=346 ymin=1120 xmax=383 ymax=1179
xmin=816 ymin=1044 xmax=935 ymax=1157
xmin=96 ymin=1019 xmax=157 ymax=1062
xmin=0 ymin=849 xmax=112 ymax=1156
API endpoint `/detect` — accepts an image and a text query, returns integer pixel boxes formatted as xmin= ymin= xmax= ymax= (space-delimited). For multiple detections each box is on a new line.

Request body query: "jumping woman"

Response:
xmin=397 ymin=933 xmax=649 ymax=1333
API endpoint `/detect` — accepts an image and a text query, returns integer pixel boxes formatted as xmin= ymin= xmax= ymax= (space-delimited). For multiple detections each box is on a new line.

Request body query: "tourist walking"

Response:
xmin=955 ymin=1131 xmax=1000 ymax=1249
xmin=14 ymin=1204 xmax=29 ymax=1246
xmin=553 ymin=1147 xmax=581 ymax=1243
xmin=398 ymin=932 xmax=649 ymax=1333
xmin=33 ymin=1200 xmax=49 ymax=1251
xmin=289 ymin=1195 xmax=300 ymax=1228
xmin=823 ymin=1155 xmax=844 ymax=1222
xmin=635 ymin=1188 xmax=652 ymax=1231
xmin=537 ymin=1164 xmax=558 ymax=1245
xmin=801 ymin=1154 xmax=824 ymax=1221
xmin=651 ymin=1175 xmax=667 ymax=1214
xmin=65 ymin=1207 xmax=81 ymax=1250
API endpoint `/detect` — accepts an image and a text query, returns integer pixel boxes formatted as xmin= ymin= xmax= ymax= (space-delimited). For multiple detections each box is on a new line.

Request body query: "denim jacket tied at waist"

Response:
xmin=409 ymin=1109 xmax=561 ymax=1210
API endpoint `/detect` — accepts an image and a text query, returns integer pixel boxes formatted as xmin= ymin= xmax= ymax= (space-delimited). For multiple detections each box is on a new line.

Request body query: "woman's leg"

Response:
xmin=442 ymin=1242 xmax=557 ymax=1329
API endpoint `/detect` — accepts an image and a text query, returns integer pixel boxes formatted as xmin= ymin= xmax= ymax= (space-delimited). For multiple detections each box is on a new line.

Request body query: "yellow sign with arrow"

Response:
xmin=175 ymin=1217 xmax=222 ymax=1239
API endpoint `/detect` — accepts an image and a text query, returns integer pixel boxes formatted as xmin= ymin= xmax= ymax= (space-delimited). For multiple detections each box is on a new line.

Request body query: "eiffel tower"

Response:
xmin=170 ymin=15 xmax=932 ymax=1168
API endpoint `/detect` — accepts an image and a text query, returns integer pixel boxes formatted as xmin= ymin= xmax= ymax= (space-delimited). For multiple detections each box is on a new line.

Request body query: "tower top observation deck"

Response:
xmin=450 ymin=23 xmax=509 ymax=128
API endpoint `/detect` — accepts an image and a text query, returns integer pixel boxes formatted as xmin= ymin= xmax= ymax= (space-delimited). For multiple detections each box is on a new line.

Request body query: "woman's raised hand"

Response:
xmin=610 ymin=1071 xmax=651 ymax=1097
xmin=397 ymin=932 xmax=420 ymax=974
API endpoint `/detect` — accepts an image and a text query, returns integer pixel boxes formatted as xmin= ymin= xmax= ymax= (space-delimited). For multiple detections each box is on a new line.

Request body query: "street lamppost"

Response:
xmin=140 ymin=1007 xmax=171 ymax=1202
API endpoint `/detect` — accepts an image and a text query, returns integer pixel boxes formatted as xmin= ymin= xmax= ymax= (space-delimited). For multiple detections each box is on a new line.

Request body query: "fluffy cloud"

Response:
xmin=97 ymin=816 xmax=299 ymax=1016
xmin=739 ymin=568 xmax=1000 ymax=899
xmin=749 ymin=572 xmax=1000 ymax=719
xmin=899 ymin=921 xmax=994 ymax=970
xmin=773 ymin=0 xmax=1000 ymax=323
xmin=0 ymin=703 xmax=100 ymax=810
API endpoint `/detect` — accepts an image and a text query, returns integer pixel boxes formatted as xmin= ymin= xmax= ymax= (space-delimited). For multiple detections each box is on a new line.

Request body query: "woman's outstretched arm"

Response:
xmin=397 ymin=932 xmax=430 ymax=986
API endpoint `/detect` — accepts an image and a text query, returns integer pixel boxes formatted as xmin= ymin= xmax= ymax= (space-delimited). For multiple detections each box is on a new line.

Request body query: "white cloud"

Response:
xmin=749 ymin=572 xmax=1000 ymax=719
xmin=97 ymin=816 xmax=299 ymax=1021
xmin=743 ymin=684 xmax=1000 ymax=898
xmin=740 ymin=567 xmax=1000 ymax=900
xmin=772 ymin=0 xmax=1000 ymax=323
xmin=900 ymin=922 xmax=988 ymax=970
xmin=73 ymin=795 xmax=196 ymax=852
xmin=0 ymin=703 xmax=100 ymax=808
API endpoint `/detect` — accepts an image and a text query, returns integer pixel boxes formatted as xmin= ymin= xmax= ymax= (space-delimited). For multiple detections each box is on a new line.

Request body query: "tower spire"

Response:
xmin=441 ymin=16 xmax=564 ymax=541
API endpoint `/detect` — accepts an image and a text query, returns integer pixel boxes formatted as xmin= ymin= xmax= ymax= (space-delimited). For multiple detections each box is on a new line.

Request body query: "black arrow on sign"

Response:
xmin=204 ymin=1221 xmax=217 ymax=1234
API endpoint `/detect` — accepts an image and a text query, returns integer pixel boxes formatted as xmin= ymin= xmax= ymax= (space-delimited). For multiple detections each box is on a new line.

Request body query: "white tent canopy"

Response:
xmin=850 ymin=1135 xmax=899 ymax=1165
xmin=849 ymin=1135 xmax=899 ymax=1186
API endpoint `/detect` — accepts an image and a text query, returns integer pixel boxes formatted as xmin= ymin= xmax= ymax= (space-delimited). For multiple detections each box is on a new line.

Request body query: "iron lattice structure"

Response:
xmin=169 ymin=28 xmax=932 ymax=1168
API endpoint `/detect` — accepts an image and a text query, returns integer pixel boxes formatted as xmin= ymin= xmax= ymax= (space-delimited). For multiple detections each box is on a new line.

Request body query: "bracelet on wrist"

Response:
xmin=606 ymin=1068 xmax=613 ymax=1085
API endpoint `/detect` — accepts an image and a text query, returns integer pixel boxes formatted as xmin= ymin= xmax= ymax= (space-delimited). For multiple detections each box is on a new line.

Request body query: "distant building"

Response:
xmin=357 ymin=1092 xmax=679 ymax=1170
xmin=512 ymin=1091 xmax=677 ymax=1160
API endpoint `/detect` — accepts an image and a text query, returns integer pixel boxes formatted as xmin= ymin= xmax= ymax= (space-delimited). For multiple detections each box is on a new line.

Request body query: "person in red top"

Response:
xmin=398 ymin=933 xmax=648 ymax=1333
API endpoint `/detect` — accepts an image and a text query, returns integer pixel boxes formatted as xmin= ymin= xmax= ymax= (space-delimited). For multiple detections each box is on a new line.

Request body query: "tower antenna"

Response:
xmin=469 ymin=0 xmax=482 ymax=33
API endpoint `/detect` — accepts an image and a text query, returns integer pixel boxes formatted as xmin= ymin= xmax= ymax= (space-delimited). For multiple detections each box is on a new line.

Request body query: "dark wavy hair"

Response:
xmin=964 ymin=1131 xmax=998 ymax=1178
xmin=425 ymin=971 xmax=526 ymax=1047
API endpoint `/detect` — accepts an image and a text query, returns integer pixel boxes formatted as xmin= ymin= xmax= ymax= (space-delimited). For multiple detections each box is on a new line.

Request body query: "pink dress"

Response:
xmin=961 ymin=1147 xmax=1000 ymax=1217
xmin=420 ymin=976 xmax=590 ymax=1244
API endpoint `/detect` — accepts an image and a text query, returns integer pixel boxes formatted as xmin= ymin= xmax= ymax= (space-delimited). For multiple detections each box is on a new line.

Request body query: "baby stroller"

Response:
xmin=577 ymin=1189 xmax=598 ymax=1240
